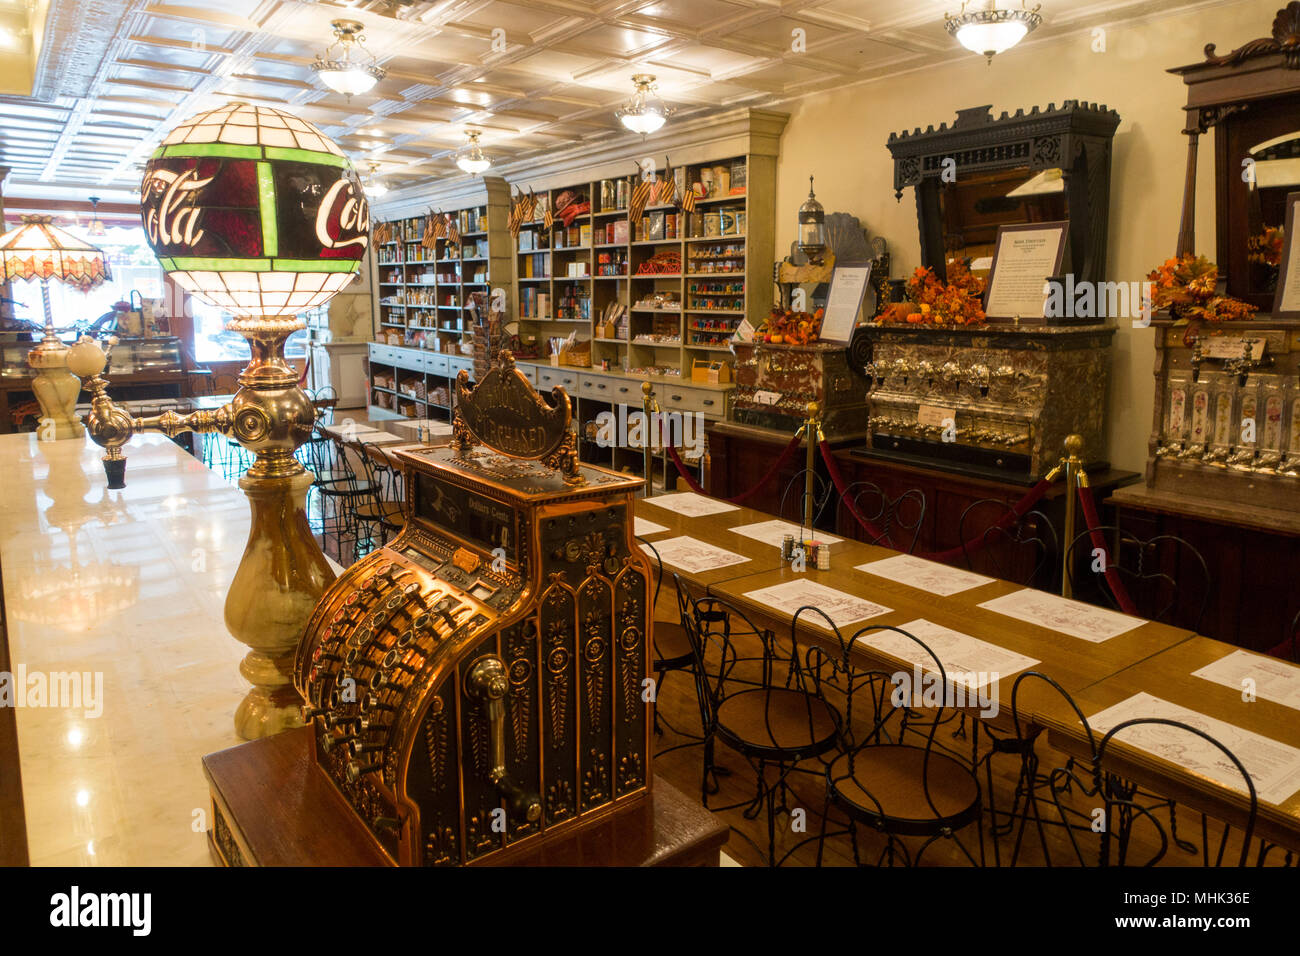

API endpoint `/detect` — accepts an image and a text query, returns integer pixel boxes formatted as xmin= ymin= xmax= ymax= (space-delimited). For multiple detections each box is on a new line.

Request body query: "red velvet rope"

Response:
xmin=662 ymin=426 xmax=803 ymax=504
xmin=818 ymin=438 xmax=1054 ymax=562
xmin=1076 ymin=484 xmax=1139 ymax=615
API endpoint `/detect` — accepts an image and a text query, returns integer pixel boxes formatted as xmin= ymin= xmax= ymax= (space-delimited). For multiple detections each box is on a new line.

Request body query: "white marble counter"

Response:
xmin=0 ymin=432 xmax=341 ymax=865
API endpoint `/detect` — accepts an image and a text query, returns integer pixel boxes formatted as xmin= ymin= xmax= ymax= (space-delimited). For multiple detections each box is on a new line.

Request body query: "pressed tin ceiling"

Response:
xmin=0 ymin=0 xmax=1242 ymax=207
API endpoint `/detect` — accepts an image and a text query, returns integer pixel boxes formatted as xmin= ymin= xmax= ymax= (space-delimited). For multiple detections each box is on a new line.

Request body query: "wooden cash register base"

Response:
xmin=202 ymin=726 xmax=729 ymax=867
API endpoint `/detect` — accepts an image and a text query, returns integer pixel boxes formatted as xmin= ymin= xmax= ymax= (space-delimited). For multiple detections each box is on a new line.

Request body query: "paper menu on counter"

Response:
xmin=1086 ymin=692 xmax=1300 ymax=806
xmin=978 ymin=589 xmax=1143 ymax=643
xmin=642 ymin=492 xmax=738 ymax=518
xmin=1192 ymin=650 xmax=1300 ymax=710
xmin=743 ymin=579 xmax=891 ymax=630
xmin=634 ymin=517 xmax=669 ymax=537
xmin=729 ymin=519 xmax=841 ymax=549
xmin=638 ymin=537 xmax=749 ymax=574
xmin=856 ymin=619 xmax=1040 ymax=691
xmin=856 ymin=554 xmax=994 ymax=596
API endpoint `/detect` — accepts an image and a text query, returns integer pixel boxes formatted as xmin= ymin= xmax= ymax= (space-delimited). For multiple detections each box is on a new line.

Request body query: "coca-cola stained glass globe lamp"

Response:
xmin=69 ymin=101 xmax=369 ymax=740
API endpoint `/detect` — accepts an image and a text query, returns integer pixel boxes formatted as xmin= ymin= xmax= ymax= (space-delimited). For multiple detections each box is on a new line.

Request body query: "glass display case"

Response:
xmin=0 ymin=338 xmax=38 ymax=378
xmin=105 ymin=336 xmax=185 ymax=375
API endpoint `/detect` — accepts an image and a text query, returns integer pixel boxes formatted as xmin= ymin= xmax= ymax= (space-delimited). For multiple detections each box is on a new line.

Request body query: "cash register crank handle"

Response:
xmin=465 ymin=656 xmax=543 ymax=825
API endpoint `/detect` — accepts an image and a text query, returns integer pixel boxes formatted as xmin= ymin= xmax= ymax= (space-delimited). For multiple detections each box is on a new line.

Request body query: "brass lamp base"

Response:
xmin=229 ymin=469 xmax=332 ymax=739
xmin=74 ymin=316 xmax=336 ymax=741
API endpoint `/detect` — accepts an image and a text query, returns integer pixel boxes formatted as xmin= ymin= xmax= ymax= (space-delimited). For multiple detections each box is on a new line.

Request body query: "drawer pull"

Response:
xmin=671 ymin=394 xmax=682 ymax=401
xmin=618 ymin=386 xmax=628 ymax=394
xmin=597 ymin=383 xmax=606 ymax=390
xmin=703 ymin=399 xmax=714 ymax=407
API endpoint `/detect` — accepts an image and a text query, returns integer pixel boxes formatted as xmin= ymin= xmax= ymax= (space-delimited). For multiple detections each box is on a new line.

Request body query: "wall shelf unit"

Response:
xmin=510 ymin=152 xmax=773 ymax=394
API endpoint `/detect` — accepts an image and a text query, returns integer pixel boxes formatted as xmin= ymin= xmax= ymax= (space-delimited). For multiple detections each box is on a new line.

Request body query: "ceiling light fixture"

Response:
xmin=87 ymin=196 xmax=106 ymax=237
xmin=944 ymin=1 xmax=1042 ymax=64
xmin=455 ymin=130 xmax=491 ymax=176
xmin=363 ymin=162 xmax=389 ymax=199
xmin=311 ymin=20 xmax=386 ymax=98
xmin=616 ymin=74 xmax=669 ymax=136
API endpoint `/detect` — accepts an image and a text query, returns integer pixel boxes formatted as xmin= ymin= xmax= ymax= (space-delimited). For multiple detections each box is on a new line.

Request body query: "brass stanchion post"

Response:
xmin=641 ymin=382 xmax=656 ymax=498
xmin=803 ymin=401 xmax=821 ymax=532
xmin=1060 ymin=433 xmax=1084 ymax=598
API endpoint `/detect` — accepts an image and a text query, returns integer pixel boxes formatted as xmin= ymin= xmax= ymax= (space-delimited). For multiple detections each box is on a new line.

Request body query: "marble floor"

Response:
xmin=0 ymin=431 xmax=342 ymax=866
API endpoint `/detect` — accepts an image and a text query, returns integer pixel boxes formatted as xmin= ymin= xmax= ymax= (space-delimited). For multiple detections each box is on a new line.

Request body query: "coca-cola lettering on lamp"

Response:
xmin=75 ymin=101 xmax=365 ymax=740
xmin=141 ymin=101 xmax=369 ymax=317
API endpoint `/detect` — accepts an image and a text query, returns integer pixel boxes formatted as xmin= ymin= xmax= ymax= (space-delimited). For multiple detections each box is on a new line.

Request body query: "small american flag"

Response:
xmin=431 ymin=211 xmax=446 ymax=241
xmin=629 ymin=175 xmax=653 ymax=228
xmin=679 ymin=180 xmax=697 ymax=214
xmin=445 ymin=212 xmax=460 ymax=247
xmin=507 ymin=187 xmax=522 ymax=240
xmin=658 ymin=156 xmax=677 ymax=207
xmin=421 ymin=212 xmax=437 ymax=249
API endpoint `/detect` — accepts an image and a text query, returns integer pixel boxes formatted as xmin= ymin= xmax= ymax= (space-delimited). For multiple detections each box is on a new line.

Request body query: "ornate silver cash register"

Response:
xmin=289 ymin=353 xmax=653 ymax=865
xmin=849 ymin=102 xmax=1121 ymax=480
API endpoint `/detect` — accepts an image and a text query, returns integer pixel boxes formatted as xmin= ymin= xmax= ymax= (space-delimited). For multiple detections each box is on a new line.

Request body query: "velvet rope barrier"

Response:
xmin=817 ymin=438 xmax=1056 ymax=562
xmin=1076 ymin=483 xmax=1139 ymax=616
xmin=663 ymin=427 xmax=803 ymax=503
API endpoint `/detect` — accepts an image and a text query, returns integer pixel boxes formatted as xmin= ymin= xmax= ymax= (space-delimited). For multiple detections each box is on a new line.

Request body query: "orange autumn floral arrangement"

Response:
xmin=1146 ymin=254 xmax=1256 ymax=323
xmin=1247 ymin=225 xmax=1285 ymax=269
xmin=759 ymin=306 xmax=824 ymax=344
xmin=878 ymin=262 xmax=987 ymax=327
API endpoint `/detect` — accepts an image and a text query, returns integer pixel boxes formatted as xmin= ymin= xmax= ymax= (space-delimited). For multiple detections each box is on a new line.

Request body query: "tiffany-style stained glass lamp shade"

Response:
xmin=0 ymin=215 xmax=110 ymax=440
xmin=72 ymin=101 xmax=367 ymax=739
xmin=144 ymin=101 xmax=367 ymax=318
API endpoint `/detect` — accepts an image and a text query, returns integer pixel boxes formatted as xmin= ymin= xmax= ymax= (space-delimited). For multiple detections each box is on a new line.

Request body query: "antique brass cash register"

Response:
xmin=292 ymin=354 xmax=652 ymax=865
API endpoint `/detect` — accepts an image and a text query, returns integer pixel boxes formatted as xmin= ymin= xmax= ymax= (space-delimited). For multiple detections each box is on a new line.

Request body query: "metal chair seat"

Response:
xmin=652 ymin=616 xmax=694 ymax=670
xmin=827 ymin=744 xmax=982 ymax=837
xmin=357 ymin=500 xmax=405 ymax=530
xmin=715 ymin=687 xmax=839 ymax=760
xmin=315 ymin=473 xmax=377 ymax=495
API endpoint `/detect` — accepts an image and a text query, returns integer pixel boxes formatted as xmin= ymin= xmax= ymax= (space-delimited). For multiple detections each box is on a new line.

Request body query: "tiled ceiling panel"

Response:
xmin=0 ymin=0 xmax=1237 ymax=202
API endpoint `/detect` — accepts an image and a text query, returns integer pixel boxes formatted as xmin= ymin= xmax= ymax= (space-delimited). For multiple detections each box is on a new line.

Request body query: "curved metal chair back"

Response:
xmin=811 ymin=618 xmax=987 ymax=862
xmin=1065 ymin=526 xmax=1211 ymax=630
xmin=1094 ymin=718 xmax=1258 ymax=867
xmin=835 ymin=480 xmax=925 ymax=553
xmin=777 ymin=467 xmax=835 ymax=535
xmin=677 ymin=589 xmax=821 ymax=741
xmin=1006 ymin=671 xmax=1101 ymax=866
xmin=1268 ymin=609 xmax=1300 ymax=663
xmin=958 ymin=497 xmax=1058 ymax=588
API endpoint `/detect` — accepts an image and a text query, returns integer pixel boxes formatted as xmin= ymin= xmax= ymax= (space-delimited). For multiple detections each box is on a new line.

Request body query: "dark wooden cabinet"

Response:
xmin=705 ymin=421 xmax=856 ymax=528
xmin=1110 ymin=485 xmax=1300 ymax=653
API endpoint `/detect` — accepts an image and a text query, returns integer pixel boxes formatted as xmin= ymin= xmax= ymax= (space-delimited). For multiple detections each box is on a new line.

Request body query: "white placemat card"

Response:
xmin=857 ymin=554 xmax=994 ymax=596
xmin=978 ymin=589 xmax=1143 ymax=643
xmin=639 ymin=536 xmax=749 ymax=574
xmin=643 ymin=492 xmax=738 ymax=518
xmin=743 ymin=579 xmax=891 ymax=630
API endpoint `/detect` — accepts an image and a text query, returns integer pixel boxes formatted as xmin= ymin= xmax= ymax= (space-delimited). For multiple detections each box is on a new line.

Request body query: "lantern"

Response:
xmin=797 ymin=175 xmax=827 ymax=263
